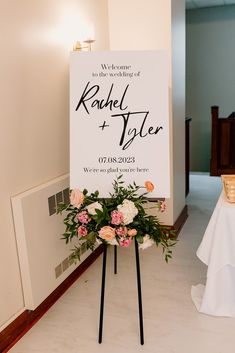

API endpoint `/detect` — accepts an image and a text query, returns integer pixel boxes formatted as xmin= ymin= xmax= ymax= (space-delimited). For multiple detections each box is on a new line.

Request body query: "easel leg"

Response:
xmin=114 ymin=245 xmax=117 ymax=274
xmin=134 ymin=238 xmax=144 ymax=345
xmin=98 ymin=244 xmax=107 ymax=344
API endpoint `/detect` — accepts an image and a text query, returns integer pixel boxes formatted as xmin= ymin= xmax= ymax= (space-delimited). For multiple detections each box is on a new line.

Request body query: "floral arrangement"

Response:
xmin=57 ymin=176 xmax=176 ymax=262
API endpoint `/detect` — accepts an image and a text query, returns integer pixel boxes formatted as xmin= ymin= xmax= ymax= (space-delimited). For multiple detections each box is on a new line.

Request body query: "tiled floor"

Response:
xmin=9 ymin=174 xmax=235 ymax=353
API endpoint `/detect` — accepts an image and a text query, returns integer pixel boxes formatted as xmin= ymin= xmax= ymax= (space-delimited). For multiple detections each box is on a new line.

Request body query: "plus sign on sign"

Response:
xmin=70 ymin=51 xmax=170 ymax=198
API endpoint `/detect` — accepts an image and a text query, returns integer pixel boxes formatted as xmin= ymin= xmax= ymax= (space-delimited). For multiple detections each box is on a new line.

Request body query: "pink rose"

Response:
xmin=70 ymin=189 xmax=84 ymax=208
xmin=111 ymin=210 xmax=124 ymax=225
xmin=77 ymin=210 xmax=91 ymax=224
xmin=77 ymin=225 xmax=87 ymax=237
xmin=127 ymin=229 xmax=137 ymax=237
xmin=160 ymin=200 xmax=166 ymax=212
xmin=99 ymin=226 xmax=116 ymax=241
xmin=116 ymin=226 xmax=127 ymax=236
xmin=120 ymin=238 xmax=132 ymax=247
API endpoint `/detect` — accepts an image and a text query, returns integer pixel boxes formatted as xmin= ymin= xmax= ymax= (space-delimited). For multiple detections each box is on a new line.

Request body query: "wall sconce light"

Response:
xmin=73 ymin=38 xmax=95 ymax=52
xmin=83 ymin=38 xmax=95 ymax=51
xmin=73 ymin=41 xmax=83 ymax=51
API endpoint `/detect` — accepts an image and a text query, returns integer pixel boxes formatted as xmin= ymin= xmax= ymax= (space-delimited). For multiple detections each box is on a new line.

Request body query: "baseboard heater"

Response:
xmin=11 ymin=174 xmax=95 ymax=310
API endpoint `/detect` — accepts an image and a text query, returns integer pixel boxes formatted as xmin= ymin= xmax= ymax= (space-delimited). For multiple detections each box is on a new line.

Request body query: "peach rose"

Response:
xmin=70 ymin=189 xmax=84 ymax=208
xmin=98 ymin=226 xmax=116 ymax=241
xmin=127 ymin=229 xmax=137 ymax=237
xmin=145 ymin=181 xmax=154 ymax=192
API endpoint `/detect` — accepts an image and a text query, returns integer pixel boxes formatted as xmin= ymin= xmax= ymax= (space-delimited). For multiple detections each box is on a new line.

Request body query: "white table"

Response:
xmin=191 ymin=192 xmax=235 ymax=317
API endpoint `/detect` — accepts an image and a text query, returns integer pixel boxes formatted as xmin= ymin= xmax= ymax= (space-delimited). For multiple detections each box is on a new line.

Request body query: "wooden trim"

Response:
xmin=173 ymin=205 xmax=188 ymax=236
xmin=210 ymin=105 xmax=235 ymax=176
xmin=0 ymin=245 xmax=103 ymax=353
xmin=214 ymin=168 xmax=235 ymax=175
xmin=185 ymin=118 xmax=192 ymax=197
xmin=1 ymin=206 xmax=188 ymax=352
xmin=162 ymin=205 xmax=188 ymax=237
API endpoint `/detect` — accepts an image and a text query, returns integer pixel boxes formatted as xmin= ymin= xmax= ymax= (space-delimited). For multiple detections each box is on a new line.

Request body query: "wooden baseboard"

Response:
xmin=162 ymin=205 xmax=188 ymax=239
xmin=174 ymin=205 xmax=188 ymax=236
xmin=0 ymin=245 xmax=104 ymax=353
xmin=1 ymin=205 xmax=188 ymax=352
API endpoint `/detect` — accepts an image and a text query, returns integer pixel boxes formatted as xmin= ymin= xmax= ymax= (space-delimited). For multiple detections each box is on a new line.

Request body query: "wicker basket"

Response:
xmin=221 ymin=175 xmax=235 ymax=203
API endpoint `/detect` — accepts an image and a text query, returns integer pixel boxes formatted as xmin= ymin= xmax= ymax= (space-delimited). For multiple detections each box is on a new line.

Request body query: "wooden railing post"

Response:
xmin=210 ymin=106 xmax=219 ymax=176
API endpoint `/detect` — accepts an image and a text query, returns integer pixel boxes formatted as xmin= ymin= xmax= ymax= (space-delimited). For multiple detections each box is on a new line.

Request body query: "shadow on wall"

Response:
xmin=187 ymin=5 xmax=235 ymax=24
xmin=186 ymin=5 xmax=235 ymax=172
xmin=189 ymin=120 xmax=211 ymax=172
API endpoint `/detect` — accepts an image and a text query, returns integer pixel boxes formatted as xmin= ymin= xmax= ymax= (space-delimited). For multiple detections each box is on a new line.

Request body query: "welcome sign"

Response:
xmin=70 ymin=51 xmax=170 ymax=198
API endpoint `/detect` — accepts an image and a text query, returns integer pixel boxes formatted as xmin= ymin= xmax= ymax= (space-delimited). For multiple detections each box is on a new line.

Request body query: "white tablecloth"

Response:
xmin=191 ymin=192 xmax=235 ymax=317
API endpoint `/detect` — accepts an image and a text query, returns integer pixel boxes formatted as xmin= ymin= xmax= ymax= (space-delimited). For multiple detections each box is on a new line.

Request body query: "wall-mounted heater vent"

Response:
xmin=11 ymin=174 xmax=95 ymax=310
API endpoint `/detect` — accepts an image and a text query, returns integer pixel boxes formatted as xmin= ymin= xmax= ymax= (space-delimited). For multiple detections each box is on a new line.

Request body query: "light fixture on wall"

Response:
xmin=73 ymin=38 xmax=95 ymax=51
xmin=83 ymin=38 xmax=95 ymax=51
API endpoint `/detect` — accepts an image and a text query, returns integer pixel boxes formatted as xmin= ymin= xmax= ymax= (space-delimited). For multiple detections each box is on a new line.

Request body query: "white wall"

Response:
xmin=0 ymin=0 xmax=109 ymax=330
xmin=108 ymin=0 xmax=185 ymax=225
xmin=186 ymin=5 xmax=235 ymax=172
xmin=0 ymin=0 xmax=185 ymax=330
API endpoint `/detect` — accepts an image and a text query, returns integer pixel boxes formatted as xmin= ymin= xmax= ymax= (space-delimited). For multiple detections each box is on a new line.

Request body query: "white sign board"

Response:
xmin=70 ymin=51 xmax=170 ymax=198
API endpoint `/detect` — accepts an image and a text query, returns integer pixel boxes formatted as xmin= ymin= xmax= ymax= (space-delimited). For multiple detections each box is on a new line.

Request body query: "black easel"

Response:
xmin=98 ymin=240 xmax=144 ymax=345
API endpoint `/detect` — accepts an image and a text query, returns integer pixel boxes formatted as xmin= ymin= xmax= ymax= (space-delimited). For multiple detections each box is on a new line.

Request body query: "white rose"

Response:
xmin=86 ymin=201 xmax=103 ymax=215
xmin=117 ymin=199 xmax=138 ymax=225
xmin=138 ymin=235 xmax=154 ymax=250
